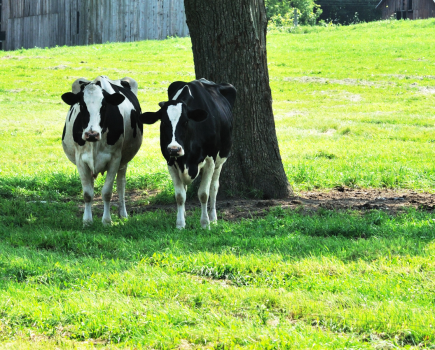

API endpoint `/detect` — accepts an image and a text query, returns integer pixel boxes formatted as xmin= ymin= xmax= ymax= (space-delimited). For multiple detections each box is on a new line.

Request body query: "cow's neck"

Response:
xmin=80 ymin=141 xmax=112 ymax=176
xmin=174 ymin=156 xmax=210 ymax=186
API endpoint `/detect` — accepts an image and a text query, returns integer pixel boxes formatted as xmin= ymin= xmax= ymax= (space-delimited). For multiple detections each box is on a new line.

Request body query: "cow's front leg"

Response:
xmin=209 ymin=163 xmax=224 ymax=223
xmin=101 ymin=160 xmax=121 ymax=226
xmin=198 ymin=157 xmax=215 ymax=229
xmin=77 ymin=161 xmax=94 ymax=226
xmin=168 ymin=165 xmax=186 ymax=229
xmin=116 ymin=165 xmax=128 ymax=219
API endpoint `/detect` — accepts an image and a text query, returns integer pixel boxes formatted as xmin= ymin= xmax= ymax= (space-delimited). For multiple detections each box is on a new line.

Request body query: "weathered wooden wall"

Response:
xmin=377 ymin=0 xmax=435 ymax=19
xmin=0 ymin=0 xmax=189 ymax=51
xmin=317 ymin=0 xmax=378 ymax=6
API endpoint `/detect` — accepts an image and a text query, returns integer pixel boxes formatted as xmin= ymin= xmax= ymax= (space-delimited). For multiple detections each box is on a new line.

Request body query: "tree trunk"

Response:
xmin=184 ymin=0 xmax=292 ymax=199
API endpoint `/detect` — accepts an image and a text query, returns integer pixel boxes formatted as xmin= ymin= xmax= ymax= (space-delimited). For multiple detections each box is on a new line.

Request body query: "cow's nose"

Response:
xmin=85 ymin=132 xmax=100 ymax=142
xmin=167 ymin=146 xmax=182 ymax=156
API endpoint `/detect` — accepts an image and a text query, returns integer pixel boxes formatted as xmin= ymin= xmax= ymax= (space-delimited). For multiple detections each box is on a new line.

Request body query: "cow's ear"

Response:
xmin=158 ymin=101 xmax=166 ymax=108
xmin=140 ymin=110 xmax=162 ymax=124
xmin=219 ymin=83 xmax=237 ymax=109
xmin=187 ymin=108 xmax=208 ymax=122
xmin=61 ymin=92 xmax=80 ymax=105
xmin=104 ymin=91 xmax=125 ymax=106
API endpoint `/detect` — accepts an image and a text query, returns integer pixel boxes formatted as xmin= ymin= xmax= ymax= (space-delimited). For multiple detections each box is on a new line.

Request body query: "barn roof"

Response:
xmin=377 ymin=0 xmax=435 ymax=8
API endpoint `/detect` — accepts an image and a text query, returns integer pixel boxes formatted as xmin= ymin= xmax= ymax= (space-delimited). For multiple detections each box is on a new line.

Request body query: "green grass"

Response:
xmin=1 ymin=19 xmax=435 ymax=195
xmin=1 ymin=199 xmax=435 ymax=348
xmin=1 ymin=19 xmax=435 ymax=348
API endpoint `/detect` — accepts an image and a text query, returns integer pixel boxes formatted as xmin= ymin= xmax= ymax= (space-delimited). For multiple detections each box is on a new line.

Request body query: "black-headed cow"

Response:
xmin=141 ymin=78 xmax=236 ymax=229
xmin=61 ymin=76 xmax=143 ymax=225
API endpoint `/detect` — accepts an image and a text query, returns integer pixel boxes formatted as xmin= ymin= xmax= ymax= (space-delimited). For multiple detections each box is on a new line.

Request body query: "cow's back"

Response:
xmin=181 ymin=79 xmax=236 ymax=160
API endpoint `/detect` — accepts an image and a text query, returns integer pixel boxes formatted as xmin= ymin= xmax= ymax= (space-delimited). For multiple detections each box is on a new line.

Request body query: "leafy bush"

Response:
xmin=265 ymin=0 xmax=322 ymax=26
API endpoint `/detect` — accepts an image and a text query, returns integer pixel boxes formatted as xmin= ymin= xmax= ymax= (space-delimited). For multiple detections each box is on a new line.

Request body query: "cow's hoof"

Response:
xmin=176 ymin=220 xmax=185 ymax=229
xmin=83 ymin=219 xmax=93 ymax=227
xmin=210 ymin=210 xmax=217 ymax=222
xmin=102 ymin=218 xmax=112 ymax=226
xmin=118 ymin=208 xmax=128 ymax=219
xmin=200 ymin=220 xmax=210 ymax=229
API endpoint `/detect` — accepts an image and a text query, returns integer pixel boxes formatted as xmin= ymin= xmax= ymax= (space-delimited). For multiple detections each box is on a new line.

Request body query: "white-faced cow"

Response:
xmin=140 ymin=78 xmax=236 ymax=229
xmin=61 ymin=76 xmax=143 ymax=225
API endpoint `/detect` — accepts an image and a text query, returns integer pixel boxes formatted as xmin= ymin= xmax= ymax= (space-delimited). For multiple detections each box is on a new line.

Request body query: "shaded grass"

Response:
xmin=0 ymin=196 xmax=435 ymax=347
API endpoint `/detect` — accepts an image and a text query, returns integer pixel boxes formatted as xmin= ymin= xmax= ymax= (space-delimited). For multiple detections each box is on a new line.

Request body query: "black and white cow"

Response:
xmin=61 ymin=76 xmax=143 ymax=225
xmin=140 ymin=78 xmax=236 ymax=229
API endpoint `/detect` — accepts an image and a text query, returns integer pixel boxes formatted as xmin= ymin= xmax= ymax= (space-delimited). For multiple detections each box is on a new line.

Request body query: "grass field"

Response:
xmin=0 ymin=19 xmax=435 ymax=349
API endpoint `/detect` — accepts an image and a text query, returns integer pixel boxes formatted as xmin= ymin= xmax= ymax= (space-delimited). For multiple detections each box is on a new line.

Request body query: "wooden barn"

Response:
xmin=316 ymin=0 xmax=381 ymax=23
xmin=0 ymin=0 xmax=189 ymax=51
xmin=376 ymin=0 xmax=435 ymax=19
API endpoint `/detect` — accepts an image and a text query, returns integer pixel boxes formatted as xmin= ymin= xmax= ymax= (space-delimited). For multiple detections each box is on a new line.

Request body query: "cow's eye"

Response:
xmin=184 ymin=120 xmax=188 ymax=126
xmin=161 ymin=121 xmax=165 ymax=126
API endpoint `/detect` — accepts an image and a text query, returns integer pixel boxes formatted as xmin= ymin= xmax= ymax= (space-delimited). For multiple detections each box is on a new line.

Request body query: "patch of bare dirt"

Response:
xmin=83 ymin=188 xmax=435 ymax=221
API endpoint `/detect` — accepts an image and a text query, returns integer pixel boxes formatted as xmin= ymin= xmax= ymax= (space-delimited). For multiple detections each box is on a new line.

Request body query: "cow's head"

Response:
xmin=61 ymin=83 xmax=125 ymax=142
xmin=140 ymin=100 xmax=208 ymax=159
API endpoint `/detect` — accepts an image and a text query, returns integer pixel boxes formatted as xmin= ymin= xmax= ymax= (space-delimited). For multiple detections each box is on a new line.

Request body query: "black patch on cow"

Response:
xmin=120 ymin=81 xmax=131 ymax=90
xmin=95 ymin=81 xmax=101 ymax=87
xmin=130 ymin=109 xmax=143 ymax=138
xmin=218 ymin=83 xmax=237 ymax=109
xmin=68 ymin=104 xmax=75 ymax=121
xmin=104 ymin=104 xmax=124 ymax=146
xmin=72 ymin=110 xmax=88 ymax=146
xmin=167 ymin=81 xmax=188 ymax=100
xmin=72 ymin=103 xmax=90 ymax=146
xmin=62 ymin=123 xmax=66 ymax=141
xmin=109 ymin=83 xmax=141 ymax=113
xmin=79 ymin=81 xmax=90 ymax=91
xmin=107 ymin=82 xmax=143 ymax=143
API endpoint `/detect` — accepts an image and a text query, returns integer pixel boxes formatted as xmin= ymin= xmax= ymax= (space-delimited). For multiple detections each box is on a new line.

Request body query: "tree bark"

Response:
xmin=184 ymin=0 xmax=292 ymax=199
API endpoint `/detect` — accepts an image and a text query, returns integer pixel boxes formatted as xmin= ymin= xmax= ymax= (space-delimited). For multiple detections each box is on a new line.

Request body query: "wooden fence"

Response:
xmin=0 ymin=0 xmax=189 ymax=51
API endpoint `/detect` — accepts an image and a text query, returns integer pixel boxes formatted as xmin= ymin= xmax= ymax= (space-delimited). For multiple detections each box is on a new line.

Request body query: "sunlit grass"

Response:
xmin=1 ymin=19 xmax=435 ymax=195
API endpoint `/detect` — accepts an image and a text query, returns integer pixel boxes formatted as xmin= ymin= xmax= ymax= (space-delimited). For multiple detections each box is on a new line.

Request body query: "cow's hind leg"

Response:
xmin=198 ymin=157 xmax=215 ymax=229
xmin=101 ymin=161 xmax=121 ymax=226
xmin=168 ymin=165 xmax=186 ymax=229
xmin=116 ymin=165 xmax=128 ymax=219
xmin=77 ymin=162 xmax=94 ymax=226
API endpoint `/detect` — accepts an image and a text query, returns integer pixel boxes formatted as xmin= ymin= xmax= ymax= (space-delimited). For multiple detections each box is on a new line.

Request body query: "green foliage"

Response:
xmin=265 ymin=0 xmax=322 ymax=26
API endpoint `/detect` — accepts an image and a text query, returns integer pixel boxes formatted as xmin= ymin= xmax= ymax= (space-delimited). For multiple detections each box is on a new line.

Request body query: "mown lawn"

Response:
xmin=0 ymin=19 xmax=435 ymax=349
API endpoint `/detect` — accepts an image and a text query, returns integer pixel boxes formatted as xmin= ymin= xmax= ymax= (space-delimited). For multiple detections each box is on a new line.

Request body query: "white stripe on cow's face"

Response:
xmin=166 ymin=103 xmax=184 ymax=156
xmin=83 ymin=84 xmax=104 ymax=138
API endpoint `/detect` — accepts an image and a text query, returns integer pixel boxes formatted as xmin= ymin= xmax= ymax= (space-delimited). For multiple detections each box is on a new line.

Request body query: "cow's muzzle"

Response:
xmin=167 ymin=146 xmax=182 ymax=157
xmin=85 ymin=132 xmax=100 ymax=142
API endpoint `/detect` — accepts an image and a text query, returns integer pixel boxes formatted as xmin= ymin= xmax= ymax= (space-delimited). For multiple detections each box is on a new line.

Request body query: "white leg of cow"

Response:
xmin=77 ymin=162 xmax=94 ymax=226
xmin=209 ymin=164 xmax=223 ymax=223
xmin=198 ymin=157 xmax=215 ymax=229
xmin=117 ymin=165 xmax=128 ymax=219
xmin=168 ymin=165 xmax=186 ymax=229
xmin=101 ymin=161 xmax=121 ymax=226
